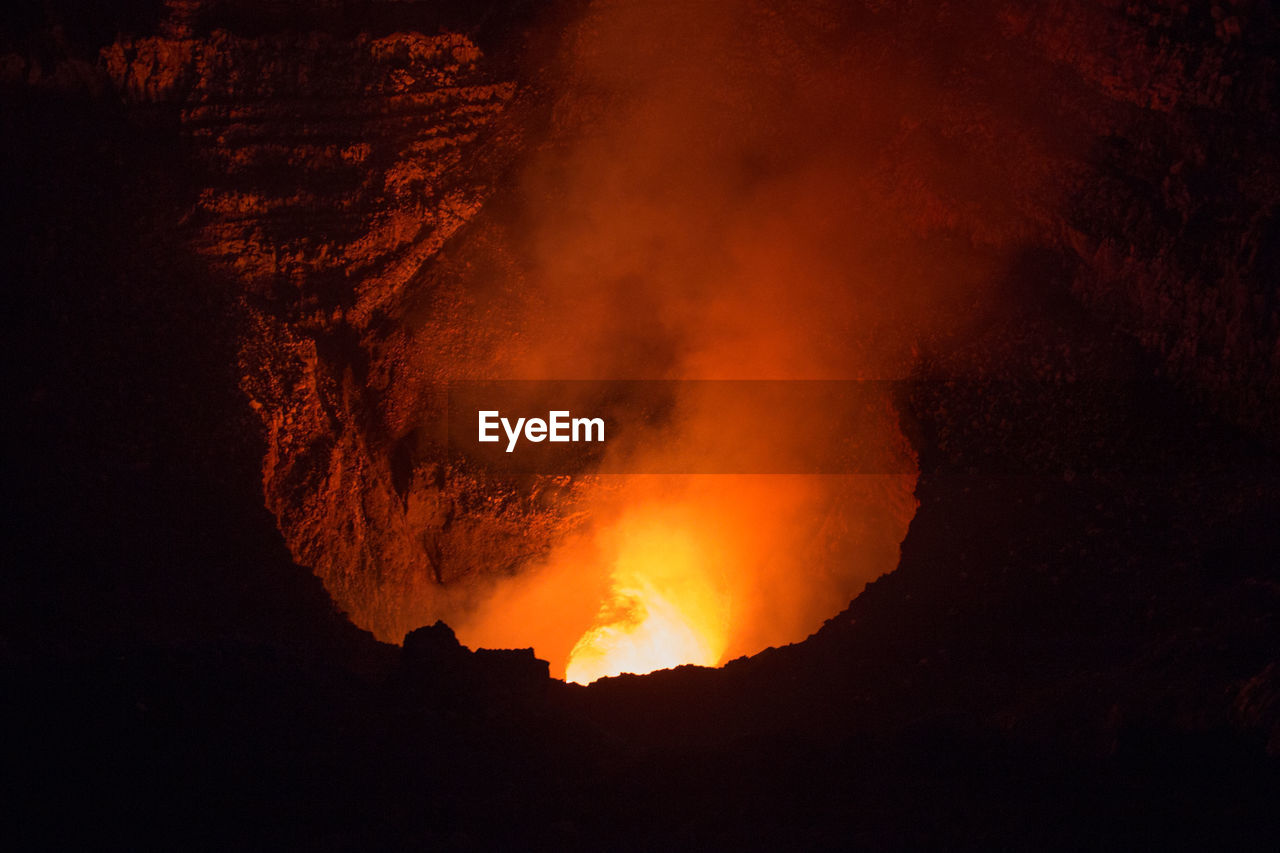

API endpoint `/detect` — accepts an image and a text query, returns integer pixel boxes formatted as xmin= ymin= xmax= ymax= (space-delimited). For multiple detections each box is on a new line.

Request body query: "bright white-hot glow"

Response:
xmin=564 ymin=513 xmax=729 ymax=685
xmin=456 ymin=475 xmax=918 ymax=686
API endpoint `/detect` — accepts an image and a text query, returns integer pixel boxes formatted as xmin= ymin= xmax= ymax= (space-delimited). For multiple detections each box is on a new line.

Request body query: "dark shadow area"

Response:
xmin=3 ymin=2 xmax=1279 ymax=850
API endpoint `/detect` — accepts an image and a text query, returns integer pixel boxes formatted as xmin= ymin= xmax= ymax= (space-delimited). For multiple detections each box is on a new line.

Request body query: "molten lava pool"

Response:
xmin=564 ymin=515 xmax=729 ymax=684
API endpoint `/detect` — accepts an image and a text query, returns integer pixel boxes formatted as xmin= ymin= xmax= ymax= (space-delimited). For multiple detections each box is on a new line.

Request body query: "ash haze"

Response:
xmin=451 ymin=0 xmax=1075 ymax=678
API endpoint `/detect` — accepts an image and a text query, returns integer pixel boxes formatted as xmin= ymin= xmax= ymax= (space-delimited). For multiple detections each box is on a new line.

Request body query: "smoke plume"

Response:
xmin=450 ymin=0 xmax=1065 ymax=678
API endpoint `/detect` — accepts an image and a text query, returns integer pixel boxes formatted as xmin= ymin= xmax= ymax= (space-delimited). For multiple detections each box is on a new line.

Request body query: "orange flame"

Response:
xmin=564 ymin=513 xmax=729 ymax=684
xmin=456 ymin=475 xmax=916 ymax=684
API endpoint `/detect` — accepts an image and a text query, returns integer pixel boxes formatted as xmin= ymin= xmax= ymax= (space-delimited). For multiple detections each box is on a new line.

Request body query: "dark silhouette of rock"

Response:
xmin=4 ymin=2 xmax=1279 ymax=850
xmin=400 ymin=620 xmax=551 ymax=702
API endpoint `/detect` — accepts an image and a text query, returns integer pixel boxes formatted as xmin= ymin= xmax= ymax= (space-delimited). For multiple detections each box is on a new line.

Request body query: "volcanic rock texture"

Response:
xmin=51 ymin=0 xmax=1274 ymax=654
xmin=100 ymin=23 xmax=557 ymax=641
xmin=5 ymin=0 xmax=1280 ymax=849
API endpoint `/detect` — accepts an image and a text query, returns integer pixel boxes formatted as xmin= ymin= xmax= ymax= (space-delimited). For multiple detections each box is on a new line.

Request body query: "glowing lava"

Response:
xmin=565 ymin=515 xmax=729 ymax=684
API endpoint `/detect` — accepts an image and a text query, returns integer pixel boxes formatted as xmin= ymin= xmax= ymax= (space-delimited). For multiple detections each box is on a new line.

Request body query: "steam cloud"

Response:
xmin=449 ymin=0 xmax=1064 ymax=677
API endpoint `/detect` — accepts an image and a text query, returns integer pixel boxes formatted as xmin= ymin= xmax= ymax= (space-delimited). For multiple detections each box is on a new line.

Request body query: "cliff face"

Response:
xmin=96 ymin=24 xmax=577 ymax=641
xmin=50 ymin=0 xmax=1276 ymax=649
xmin=6 ymin=3 xmax=1279 ymax=848
xmin=1036 ymin=1 xmax=1280 ymax=435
